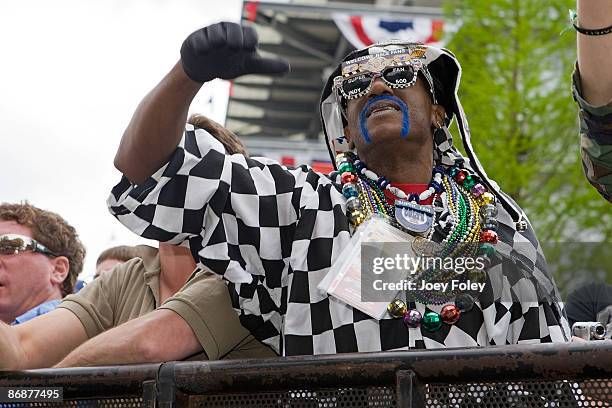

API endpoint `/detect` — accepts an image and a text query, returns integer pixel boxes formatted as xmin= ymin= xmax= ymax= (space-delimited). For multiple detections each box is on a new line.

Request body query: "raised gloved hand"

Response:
xmin=180 ymin=22 xmax=290 ymax=83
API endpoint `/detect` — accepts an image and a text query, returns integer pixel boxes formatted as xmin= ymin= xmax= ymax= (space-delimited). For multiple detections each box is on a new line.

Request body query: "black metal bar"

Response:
xmin=169 ymin=342 xmax=612 ymax=394
xmin=156 ymin=362 xmax=176 ymax=408
xmin=177 ymin=359 xmax=400 ymax=394
xmin=0 ymin=342 xmax=610 ymax=403
xmin=396 ymin=371 xmax=426 ymax=408
xmin=396 ymin=371 xmax=412 ymax=408
xmin=0 ymin=363 xmax=160 ymax=399
xmin=142 ymin=380 xmax=157 ymax=408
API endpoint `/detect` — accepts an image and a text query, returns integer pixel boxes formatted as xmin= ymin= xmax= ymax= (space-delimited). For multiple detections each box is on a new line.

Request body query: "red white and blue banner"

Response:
xmin=332 ymin=14 xmax=445 ymax=49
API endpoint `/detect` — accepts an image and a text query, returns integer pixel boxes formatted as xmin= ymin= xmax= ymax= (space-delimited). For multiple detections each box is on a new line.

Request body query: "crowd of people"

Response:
xmin=0 ymin=0 xmax=610 ymax=370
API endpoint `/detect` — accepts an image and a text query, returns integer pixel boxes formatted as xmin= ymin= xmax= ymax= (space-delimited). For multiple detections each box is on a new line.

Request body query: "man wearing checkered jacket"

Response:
xmin=108 ymin=22 xmax=570 ymax=356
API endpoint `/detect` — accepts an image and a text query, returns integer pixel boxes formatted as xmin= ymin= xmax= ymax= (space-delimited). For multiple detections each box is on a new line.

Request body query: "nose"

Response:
xmin=367 ymin=74 xmax=393 ymax=98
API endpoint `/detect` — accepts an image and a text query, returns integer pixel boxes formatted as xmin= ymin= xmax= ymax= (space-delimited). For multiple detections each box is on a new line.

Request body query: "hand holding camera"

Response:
xmin=572 ymin=321 xmax=608 ymax=341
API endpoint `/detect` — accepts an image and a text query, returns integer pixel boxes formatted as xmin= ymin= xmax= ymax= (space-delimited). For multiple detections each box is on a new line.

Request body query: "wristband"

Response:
xmin=570 ymin=9 xmax=612 ymax=36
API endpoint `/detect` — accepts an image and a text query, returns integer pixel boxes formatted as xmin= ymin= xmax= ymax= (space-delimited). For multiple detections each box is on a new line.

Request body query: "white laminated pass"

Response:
xmin=319 ymin=216 xmax=417 ymax=319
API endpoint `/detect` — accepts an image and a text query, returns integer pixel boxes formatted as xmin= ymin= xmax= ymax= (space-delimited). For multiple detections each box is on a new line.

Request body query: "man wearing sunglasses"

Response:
xmin=0 ymin=202 xmax=85 ymax=325
xmin=0 ymin=121 xmax=275 ymax=369
xmin=0 ymin=243 xmax=274 ymax=369
xmin=108 ymin=21 xmax=570 ymax=356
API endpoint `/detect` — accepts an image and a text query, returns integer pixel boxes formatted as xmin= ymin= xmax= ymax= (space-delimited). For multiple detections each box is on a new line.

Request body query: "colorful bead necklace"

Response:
xmin=336 ymin=151 xmax=500 ymax=333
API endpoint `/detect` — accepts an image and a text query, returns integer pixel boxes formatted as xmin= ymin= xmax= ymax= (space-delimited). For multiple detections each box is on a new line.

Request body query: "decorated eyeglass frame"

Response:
xmin=332 ymin=47 xmax=437 ymax=110
xmin=0 ymin=234 xmax=58 ymax=257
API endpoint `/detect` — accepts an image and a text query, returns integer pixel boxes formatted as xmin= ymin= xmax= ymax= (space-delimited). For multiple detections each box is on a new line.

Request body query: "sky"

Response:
xmin=0 ymin=0 xmax=242 ymax=281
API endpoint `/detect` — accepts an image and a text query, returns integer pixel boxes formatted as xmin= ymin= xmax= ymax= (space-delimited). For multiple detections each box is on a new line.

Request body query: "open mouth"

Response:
xmin=365 ymin=101 xmax=401 ymax=118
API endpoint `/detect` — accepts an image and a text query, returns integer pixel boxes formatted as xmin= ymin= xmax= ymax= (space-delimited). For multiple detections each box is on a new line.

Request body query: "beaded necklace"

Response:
xmin=336 ymin=151 xmax=499 ymax=333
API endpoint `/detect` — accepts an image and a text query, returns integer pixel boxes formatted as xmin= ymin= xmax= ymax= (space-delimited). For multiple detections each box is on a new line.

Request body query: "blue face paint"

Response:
xmin=358 ymin=95 xmax=410 ymax=144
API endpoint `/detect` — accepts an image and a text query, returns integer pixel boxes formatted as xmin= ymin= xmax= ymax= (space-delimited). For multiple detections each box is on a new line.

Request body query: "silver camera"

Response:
xmin=572 ymin=321 xmax=607 ymax=340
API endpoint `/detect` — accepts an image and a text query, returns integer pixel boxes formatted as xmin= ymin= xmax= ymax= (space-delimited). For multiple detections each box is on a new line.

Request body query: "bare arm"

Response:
xmin=0 ymin=321 xmax=24 ymax=369
xmin=113 ymin=22 xmax=289 ymax=184
xmin=114 ymin=62 xmax=202 ymax=184
xmin=55 ymin=309 xmax=201 ymax=367
xmin=577 ymin=0 xmax=612 ymax=106
xmin=0 ymin=309 xmax=87 ymax=369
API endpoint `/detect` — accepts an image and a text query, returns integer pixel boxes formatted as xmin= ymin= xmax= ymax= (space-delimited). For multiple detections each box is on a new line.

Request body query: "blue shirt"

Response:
xmin=11 ymin=299 xmax=61 ymax=325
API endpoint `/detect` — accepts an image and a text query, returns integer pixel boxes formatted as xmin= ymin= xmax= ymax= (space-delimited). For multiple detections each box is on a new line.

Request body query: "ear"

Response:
xmin=431 ymin=104 xmax=446 ymax=127
xmin=49 ymin=256 xmax=70 ymax=287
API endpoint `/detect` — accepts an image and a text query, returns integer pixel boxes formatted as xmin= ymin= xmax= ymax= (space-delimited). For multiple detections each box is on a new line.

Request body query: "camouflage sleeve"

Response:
xmin=572 ymin=64 xmax=612 ymax=202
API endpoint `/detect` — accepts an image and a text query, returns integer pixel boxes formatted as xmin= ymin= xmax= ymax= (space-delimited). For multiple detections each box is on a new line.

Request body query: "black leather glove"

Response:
xmin=180 ymin=22 xmax=290 ymax=83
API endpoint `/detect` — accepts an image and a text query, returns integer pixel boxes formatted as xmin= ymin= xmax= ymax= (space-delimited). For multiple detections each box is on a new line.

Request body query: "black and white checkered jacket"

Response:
xmin=108 ymin=124 xmax=570 ymax=356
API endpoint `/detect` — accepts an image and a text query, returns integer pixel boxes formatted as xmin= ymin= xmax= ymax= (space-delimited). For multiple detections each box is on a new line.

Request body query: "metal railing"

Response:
xmin=1 ymin=342 xmax=610 ymax=407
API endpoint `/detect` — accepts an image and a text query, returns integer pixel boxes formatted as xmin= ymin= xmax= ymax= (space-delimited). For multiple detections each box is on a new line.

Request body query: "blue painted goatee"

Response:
xmin=358 ymin=95 xmax=410 ymax=144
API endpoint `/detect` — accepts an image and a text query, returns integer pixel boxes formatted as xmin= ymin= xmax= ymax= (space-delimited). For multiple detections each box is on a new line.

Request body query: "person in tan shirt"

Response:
xmin=0 ymin=243 xmax=275 ymax=369
xmin=0 ymin=113 xmax=272 ymax=368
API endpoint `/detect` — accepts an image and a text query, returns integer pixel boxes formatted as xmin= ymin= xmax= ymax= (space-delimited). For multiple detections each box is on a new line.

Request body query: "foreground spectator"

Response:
xmin=108 ymin=22 xmax=569 ymax=356
xmin=0 ymin=202 xmax=85 ymax=324
xmin=95 ymin=245 xmax=146 ymax=279
xmin=0 ymin=243 xmax=273 ymax=369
